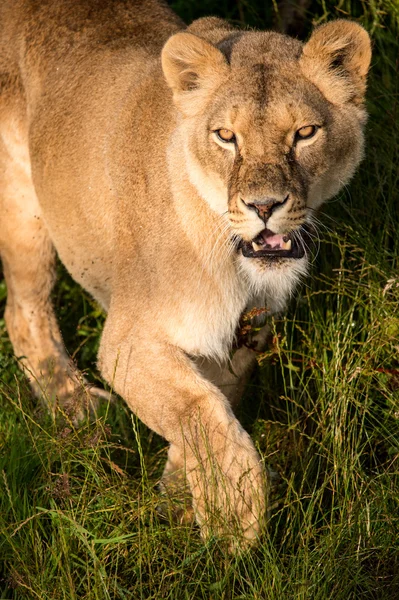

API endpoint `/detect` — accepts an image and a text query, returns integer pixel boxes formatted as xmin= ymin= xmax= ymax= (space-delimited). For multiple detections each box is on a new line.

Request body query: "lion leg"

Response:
xmin=160 ymin=326 xmax=269 ymax=523
xmin=196 ymin=326 xmax=270 ymax=410
xmin=0 ymin=139 xmax=106 ymax=420
xmin=99 ymin=322 xmax=268 ymax=546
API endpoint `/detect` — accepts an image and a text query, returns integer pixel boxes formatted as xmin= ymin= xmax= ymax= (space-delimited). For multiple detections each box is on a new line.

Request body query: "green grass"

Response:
xmin=1 ymin=1 xmax=398 ymax=598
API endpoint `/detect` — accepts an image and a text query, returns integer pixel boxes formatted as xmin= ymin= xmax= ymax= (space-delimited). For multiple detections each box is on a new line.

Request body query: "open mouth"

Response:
xmin=239 ymin=228 xmax=306 ymax=259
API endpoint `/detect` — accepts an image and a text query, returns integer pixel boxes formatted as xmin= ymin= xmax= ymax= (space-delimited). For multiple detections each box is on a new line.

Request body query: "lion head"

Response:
xmin=162 ymin=18 xmax=371 ymax=286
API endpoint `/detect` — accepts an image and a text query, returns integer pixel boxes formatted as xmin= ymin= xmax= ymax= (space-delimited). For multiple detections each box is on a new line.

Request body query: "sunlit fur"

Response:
xmin=163 ymin=18 xmax=371 ymax=327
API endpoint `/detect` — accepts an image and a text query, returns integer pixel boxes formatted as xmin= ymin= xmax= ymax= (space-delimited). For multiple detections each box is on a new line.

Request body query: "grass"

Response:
xmin=1 ymin=1 xmax=398 ymax=598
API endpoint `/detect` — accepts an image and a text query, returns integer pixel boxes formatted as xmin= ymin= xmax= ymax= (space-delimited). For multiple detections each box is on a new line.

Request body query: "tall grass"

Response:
xmin=1 ymin=1 xmax=398 ymax=598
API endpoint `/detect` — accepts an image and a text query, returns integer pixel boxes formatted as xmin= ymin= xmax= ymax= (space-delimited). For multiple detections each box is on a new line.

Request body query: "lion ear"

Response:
xmin=161 ymin=32 xmax=229 ymax=115
xmin=300 ymin=20 xmax=371 ymax=105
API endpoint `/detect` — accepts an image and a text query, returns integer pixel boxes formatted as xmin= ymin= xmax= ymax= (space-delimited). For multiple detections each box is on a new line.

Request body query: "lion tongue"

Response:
xmin=251 ymin=229 xmax=292 ymax=252
xmin=261 ymin=229 xmax=285 ymax=249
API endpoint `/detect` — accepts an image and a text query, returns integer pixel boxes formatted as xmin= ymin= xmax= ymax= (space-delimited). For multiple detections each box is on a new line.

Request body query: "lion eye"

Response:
xmin=296 ymin=125 xmax=318 ymax=141
xmin=215 ymin=129 xmax=236 ymax=143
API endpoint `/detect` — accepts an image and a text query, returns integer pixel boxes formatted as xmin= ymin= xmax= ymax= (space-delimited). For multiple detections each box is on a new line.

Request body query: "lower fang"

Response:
xmin=252 ymin=241 xmax=264 ymax=252
xmin=281 ymin=239 xmax=292 ymax=250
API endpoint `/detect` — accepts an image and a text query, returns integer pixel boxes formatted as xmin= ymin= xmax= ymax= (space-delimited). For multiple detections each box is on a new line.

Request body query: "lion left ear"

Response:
xmin=161 ymin=32 xmax=230 ymax=116
xmin=300 ymin=20 xmax=372 ymax=105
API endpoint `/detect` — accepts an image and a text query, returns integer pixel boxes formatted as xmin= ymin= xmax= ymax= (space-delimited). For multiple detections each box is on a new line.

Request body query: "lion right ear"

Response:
xmin=161 ymin=32 xmax=229 ymax=115
xmin=300 ymin=20 xmax=371 ymax=105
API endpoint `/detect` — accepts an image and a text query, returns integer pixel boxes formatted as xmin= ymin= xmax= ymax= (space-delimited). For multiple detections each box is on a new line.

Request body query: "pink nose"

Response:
xmin=246 ymin=195 xmax=288 ymax=221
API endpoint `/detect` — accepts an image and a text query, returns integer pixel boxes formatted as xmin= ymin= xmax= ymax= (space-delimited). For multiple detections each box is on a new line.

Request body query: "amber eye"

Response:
xmin=296 ymin=125 xmax=318 ymax=141
xmin=215 ymin=129 xmax=236 ymax=143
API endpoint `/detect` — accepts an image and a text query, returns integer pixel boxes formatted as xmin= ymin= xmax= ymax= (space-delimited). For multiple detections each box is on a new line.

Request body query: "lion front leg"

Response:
xmin=98 ymin=319 xmax=267 ymax=547
xmin=160 ymin=326 xmax=270 ymax=525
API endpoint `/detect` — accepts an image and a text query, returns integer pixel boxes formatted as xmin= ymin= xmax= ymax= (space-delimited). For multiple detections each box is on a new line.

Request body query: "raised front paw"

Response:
xmin=184 ymin=425 xmax=268 ymax=549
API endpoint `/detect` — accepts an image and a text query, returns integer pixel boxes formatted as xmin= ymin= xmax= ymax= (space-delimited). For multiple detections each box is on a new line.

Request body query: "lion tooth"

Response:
xmin=282 ymin=239 xmax=292 ymax=250
xmin=252 ymin=241 xmax=263 ymax=252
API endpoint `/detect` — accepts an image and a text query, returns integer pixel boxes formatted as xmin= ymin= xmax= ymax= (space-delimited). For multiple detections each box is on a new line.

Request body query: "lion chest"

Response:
xmin=164 ymin=273 xmax=249 ymax=361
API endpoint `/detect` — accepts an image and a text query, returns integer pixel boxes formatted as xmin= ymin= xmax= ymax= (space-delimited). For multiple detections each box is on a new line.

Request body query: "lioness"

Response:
xmin=0 ymin=0 xmax=371 ymax=545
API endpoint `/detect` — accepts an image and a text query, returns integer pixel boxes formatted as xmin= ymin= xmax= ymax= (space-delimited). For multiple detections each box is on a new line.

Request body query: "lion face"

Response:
xmin=162 ymin=21 xmax=371 ymax=273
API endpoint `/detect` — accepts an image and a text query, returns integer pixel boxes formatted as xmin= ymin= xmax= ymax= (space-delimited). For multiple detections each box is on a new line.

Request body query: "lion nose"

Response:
xmin=247 ymin=195 xmax=289 ymax=221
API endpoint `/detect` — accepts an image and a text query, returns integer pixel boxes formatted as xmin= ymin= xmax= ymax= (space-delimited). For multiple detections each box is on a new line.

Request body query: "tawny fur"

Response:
xmin=0 ymin=0 xmax=371 ymax=545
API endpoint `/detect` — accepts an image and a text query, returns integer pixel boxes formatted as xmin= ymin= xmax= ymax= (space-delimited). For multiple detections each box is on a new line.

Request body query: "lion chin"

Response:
xmin=0 ymin=0 xmax=371 ymax=548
